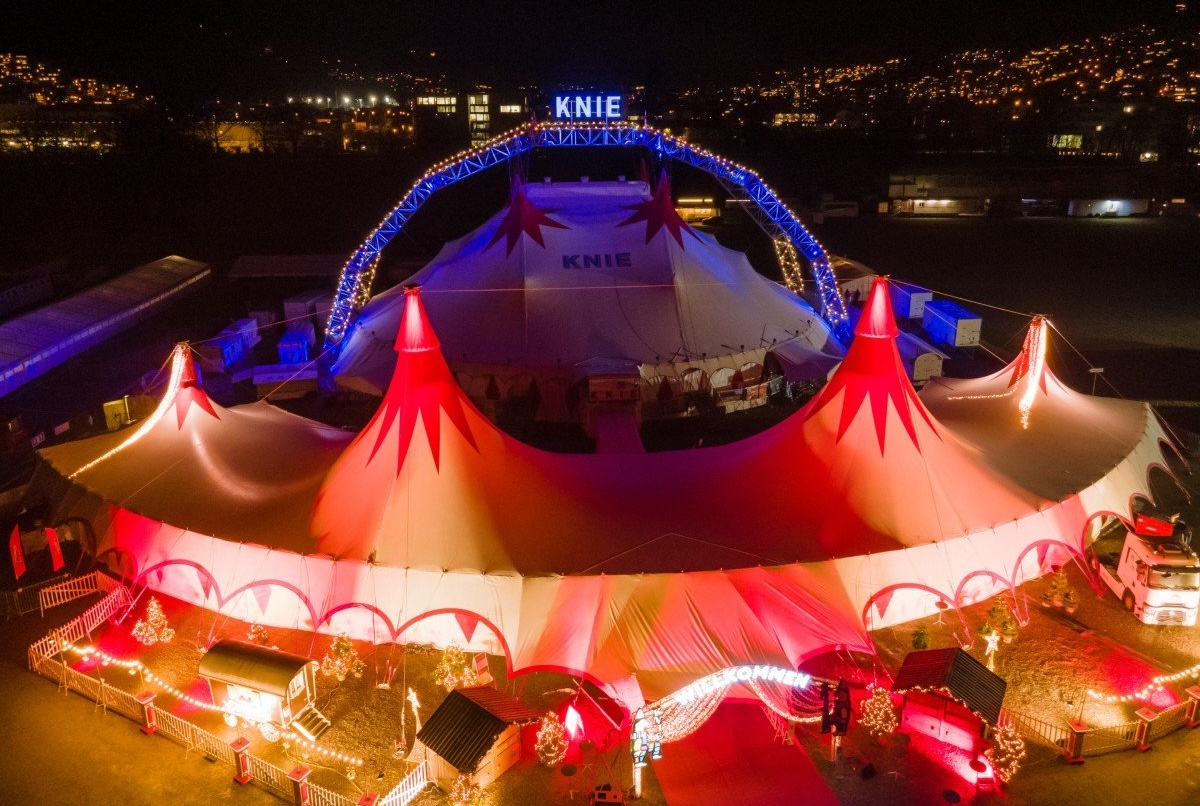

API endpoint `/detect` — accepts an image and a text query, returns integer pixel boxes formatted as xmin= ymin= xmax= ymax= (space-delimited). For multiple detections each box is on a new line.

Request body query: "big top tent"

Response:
xmin=29 ymin=278 xmax=1175 ymax=706
xmin=331 ymin=174 xmax=843 ymax=410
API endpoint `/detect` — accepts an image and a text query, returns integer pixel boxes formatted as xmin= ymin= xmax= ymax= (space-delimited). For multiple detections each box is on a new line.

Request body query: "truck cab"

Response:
xmin=1087 ymin=516 xmax=1200 ymax=626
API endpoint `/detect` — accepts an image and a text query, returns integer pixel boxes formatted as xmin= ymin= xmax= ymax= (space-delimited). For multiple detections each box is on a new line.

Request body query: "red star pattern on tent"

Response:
xmin=1006 ymin=315 xmax=1050 ymax=395
xmin=804 ymin=277 xmax=939 ymax=455
xmin=366 ymin=288 xmax=478 ymax=474
xmin=173 ymin=347 xmax=219 ymax=429
xmin=618 ymin=170 xmax=698 ymax=248
xmin=487 ymin=176 xmax=568 ymax=256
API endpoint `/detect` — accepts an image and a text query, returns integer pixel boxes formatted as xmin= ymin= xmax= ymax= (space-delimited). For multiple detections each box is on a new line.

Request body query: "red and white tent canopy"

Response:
xmin=332 ymin=177 xmax=842 ymax=394
xmin=34 ymin=282 xmax=1170 ymax=704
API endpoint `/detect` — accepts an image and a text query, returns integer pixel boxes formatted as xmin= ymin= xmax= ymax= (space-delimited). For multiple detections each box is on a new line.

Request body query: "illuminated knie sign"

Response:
xmin=552 ymin=93 xmax=623 ymax=120
xmin=673 ymin=665 xmax=811 ymax=705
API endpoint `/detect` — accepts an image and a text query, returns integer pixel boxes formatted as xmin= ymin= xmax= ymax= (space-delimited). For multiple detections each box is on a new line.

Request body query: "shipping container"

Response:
xmin=890 ymin=283 xmax=933 ymax=319
xmin=922 ymin=299 xmax=981 ymax=348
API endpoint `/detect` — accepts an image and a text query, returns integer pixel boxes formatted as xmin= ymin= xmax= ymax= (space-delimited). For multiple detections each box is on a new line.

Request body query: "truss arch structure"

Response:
xmin=324 ymin=122 xmax=848 ymax=355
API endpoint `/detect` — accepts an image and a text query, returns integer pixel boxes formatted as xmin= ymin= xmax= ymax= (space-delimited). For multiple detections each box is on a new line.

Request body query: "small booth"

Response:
xmin=416 ymin=686 xmax=541 ymax=791
xmin=893 ymin=648 xmax=1006 ymax=755
xmin=198 ymin=640 xmax=319 ymax=731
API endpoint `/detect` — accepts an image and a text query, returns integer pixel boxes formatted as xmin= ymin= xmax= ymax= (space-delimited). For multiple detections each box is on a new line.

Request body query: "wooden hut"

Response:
xmin=893 ymin=647 xmax=1006 ymax=754
xmin=416 ymin=687 xmax=540 ymax=790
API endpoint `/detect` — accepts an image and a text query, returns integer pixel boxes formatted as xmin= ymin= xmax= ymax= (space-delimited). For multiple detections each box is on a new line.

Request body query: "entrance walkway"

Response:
xmin=652 ymin=702 xmax=839 ymax=806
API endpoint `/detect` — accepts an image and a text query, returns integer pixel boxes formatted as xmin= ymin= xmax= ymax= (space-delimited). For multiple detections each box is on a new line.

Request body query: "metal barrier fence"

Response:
xmin=2 ymin=573 xmax=76 ymax=620
xmin=1000 ymin=708 xmax=1069 ymax=749
xmin=1083 ymin=720 xmax=1139 ymax=756
xmin=38 ymin=571 xmax=111 ymax=616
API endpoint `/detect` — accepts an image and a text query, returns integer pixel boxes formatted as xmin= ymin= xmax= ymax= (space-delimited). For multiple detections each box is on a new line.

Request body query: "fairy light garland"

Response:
xmin=1016 ymin=317 xmax=1047 ymax=429
xmin=70 ymin=343 xmax=187 ymax=478
xmin=61 ymin=643 xmax=364 ymax=767
xmin=1086 ymin=661 xmax=1200 ymax=703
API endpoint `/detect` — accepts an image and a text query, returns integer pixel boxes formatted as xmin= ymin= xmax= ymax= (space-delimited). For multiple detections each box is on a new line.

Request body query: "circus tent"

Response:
xmin=29 ymin=280 xmax=1171 ymax=705
xmin=331 ymin=175 xmax=843 ymax=408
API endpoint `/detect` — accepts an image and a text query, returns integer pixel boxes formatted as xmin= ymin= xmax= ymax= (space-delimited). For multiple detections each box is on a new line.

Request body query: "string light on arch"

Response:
xmin=324 ymin=121 xmax=847 ymax=355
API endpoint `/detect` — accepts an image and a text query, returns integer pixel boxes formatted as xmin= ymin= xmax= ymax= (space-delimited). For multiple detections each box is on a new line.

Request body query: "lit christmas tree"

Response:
xmin=448 ymin=773 xmax=481 ymax=805
xmin=985 ymin=722 xmax=1027 ymax=783
xmin=534 ymin=711 xmax=570 ymax=767
xmin=131 ymin=596 xmax=175 ymax=646
xmin=859 ymin=687 xmax=898 ymax=740
xmin=247 ymin=622 xmax=269 ymax=645
xmin=434 ymin=643 xmax=478 ymax=691
xmin=319 ymin=633 xmax=365 ymax=682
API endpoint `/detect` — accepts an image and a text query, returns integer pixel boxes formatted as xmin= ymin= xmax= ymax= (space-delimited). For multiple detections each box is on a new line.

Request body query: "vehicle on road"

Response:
xmin=1086 ymin=514 xmax=1200 ymax=626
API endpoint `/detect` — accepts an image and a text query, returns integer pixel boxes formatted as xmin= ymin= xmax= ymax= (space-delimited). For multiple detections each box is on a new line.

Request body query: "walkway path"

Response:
xmin=652 ymin=702 xmax=839 ymax=806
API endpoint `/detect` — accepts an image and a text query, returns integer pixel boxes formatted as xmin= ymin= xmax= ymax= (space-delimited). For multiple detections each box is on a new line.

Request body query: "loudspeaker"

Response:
xmin=860 ymin=763 xmax=876 ymax=781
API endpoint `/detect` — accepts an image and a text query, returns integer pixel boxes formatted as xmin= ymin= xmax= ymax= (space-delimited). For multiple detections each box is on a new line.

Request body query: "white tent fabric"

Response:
xmin=332 ymin=178 xmax=842 ymax=394
xmin=33 ymin=285 xmax=1171 ymax=705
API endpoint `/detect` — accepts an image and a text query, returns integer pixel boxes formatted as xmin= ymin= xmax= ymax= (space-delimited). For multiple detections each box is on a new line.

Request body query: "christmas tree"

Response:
xmin=434 ymin=643 xmax=478 ymax=691
xmin=448 ymin=773 xmax=481 ymax=805
xmin=319 ymin=633 xmax=365 ymax=682
xmin=976 ymin=597 xmax=1019 ymax=642
xmin=131 ymin=596 xmax=175 ymax=646
xmin=985 ymin=722 xmax=1027 ymax=783
xmin=859 ymin=687 xmax=898 ymax=739
xmin=535 ymin=711 xmax=570 ymax=767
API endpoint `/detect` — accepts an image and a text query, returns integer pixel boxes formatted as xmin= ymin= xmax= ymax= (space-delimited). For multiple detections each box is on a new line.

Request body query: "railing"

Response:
xmin=247 ymin=753 xmax=293 ymax=797
xmin=1149 ymin=701 xmax=1191 ymax=742
xmin=2 ymin=573 xmax=76 ymax=619
xmin=38 ymin=571 xmax=106 ymax=616
xmin=309 ymin=781 xmax=359 ymax=806
xmin=25 ymin=577 xmax=421 ymax=806
xmin=379 ymin=761 xmax=429 ymax=806
xmin=999 ymin=708 xmax=1069 ymax=749
xmin=1083 ymin=720 xmax=1139 ymax=756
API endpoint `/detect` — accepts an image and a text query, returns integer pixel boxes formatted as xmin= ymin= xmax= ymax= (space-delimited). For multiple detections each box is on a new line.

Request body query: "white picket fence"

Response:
xmin=26 ymin=574 xmax=432 ymax=806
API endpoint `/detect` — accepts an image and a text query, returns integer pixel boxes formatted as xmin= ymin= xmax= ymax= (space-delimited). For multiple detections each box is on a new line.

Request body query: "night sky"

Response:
xmin=1 ymin=1 xmax=1180 ymax=102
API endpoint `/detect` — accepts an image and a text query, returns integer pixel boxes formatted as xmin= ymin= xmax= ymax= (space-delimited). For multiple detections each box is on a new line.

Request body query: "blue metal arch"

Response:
xmin=323 ymin=123 xmax=848 ymax=356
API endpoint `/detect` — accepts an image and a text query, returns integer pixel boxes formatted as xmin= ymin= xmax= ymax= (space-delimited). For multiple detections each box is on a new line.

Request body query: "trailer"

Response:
xmin=922 ymin=299 xmax=981 ymax=349
xmin=890 ymin=283 xmax=933 ymax=319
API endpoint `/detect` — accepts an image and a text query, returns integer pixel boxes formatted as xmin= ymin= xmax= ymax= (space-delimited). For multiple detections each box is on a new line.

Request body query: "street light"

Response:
xmin=1089 ymin=367 xmax=1105 ymax=394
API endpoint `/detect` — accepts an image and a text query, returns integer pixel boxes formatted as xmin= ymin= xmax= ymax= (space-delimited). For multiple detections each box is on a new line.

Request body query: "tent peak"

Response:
xmin=395 ymin=286 xmax=441 ymax=354
xmin=855 ymin=276 xmax=899 ymax=339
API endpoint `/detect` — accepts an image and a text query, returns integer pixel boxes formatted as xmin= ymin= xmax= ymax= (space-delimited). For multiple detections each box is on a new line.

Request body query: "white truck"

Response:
xmin=1086 ymin=516 xmax=1200 ymax=626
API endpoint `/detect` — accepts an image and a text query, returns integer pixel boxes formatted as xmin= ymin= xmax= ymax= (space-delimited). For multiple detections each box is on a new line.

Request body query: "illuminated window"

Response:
xmin=498 ymin=104 xmax=522 ymax=114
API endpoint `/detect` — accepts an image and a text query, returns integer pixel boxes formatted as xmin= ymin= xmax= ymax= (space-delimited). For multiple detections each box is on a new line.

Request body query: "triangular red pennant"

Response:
xmin=1036 ymin=543 xmax=1050 ymax=570
xmin=252 ymin=585 xmax=272 ymax=614
xmin=873 ymin=589 xmax=894 ymax=620
xmin=199 ymin=573 xmax=213 ymax=600
xmin=45 ymin=527 xmax=64 ymax=572
xmin=454 ymin=611 xmax=481 ymax=645
xmin=9 ymin=525 xmax=25 ymax=580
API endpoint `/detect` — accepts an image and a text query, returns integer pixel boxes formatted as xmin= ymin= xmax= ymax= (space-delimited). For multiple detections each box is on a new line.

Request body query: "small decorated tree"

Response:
xmin=1041 ymin=568 xmax=1073 ymax=608
xmin=247 ymin=622 xmax=269 ymax=645
xmin=448 ymin=773 xmax=482 ymax=805
xmin=320 ymin=633 xmax=365 ymax=682
xmin=535 ymin=711 xmax=570 ymax=767
xmin=985 ymin=722 xmax=1027 ymax=784
xmin=911 ymin=626 xmax=930 ymax=650
xmin=132 ymin=596 xmax=175 ymax=646
xmin=859 ymin=687 xmax=898 ymax=741
xmin=434 ymin=643 xmax=478 ymax=691
xmin=977 ymin=597 xmax=1019 ymax=643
